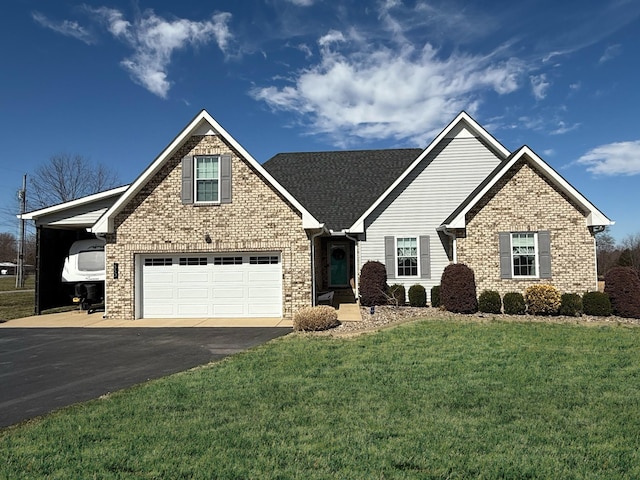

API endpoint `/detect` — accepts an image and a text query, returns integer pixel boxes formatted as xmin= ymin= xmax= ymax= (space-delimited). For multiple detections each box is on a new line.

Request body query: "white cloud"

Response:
xmin=575 ymin=141 xmax=640 ymax=176
xmin=251 ymin=31 xmax=525 ymax=146
xmin=285 ymin=0 xmax=315 ymax=5
xmin=88 ymin=8 xmax=233 ymax=98
xmin=599 ymin=44 xmax=621 ymax=64
xmin=549 ymin=120 xmax=580 ymax=135
xmin=530 ymin=74 xmax=550 ymax=100
xmin=32 ymin=11 xmax=95 ymax=45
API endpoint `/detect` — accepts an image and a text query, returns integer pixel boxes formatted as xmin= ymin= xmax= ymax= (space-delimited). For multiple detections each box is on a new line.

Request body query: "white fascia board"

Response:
xmin=93 ymin=110 xmax=321 ymax=233
xmin=347 ymin=111 xmax=510 ymax=232
xmin=444 ymin=146 xmax=614 ymax=229
xmin=20 ymin=185 xmax=129 ymax=221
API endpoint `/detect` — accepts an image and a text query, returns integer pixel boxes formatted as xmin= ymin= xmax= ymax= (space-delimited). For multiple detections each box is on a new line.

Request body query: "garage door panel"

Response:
xmin=141 ymin=253 xmax=282 ymax=319
xmin=177 ymin=304 xmax=210 ymax=316
xmin=213 ymin=304 xmax=246 ymax=316
xmin=144 ymin=272 xmax=174 ymax=283
xmin=213 ymin=287 xmax=245 ymax=300
xmin=214 ymin=271 xmax=244 ymax=283
xmin=177 ymin=271 xmax=209 ymax=283
xmin=248 ymin=287 xmax=280 ymax=298
xmin=145 ymin=288 xmax=175 ymax=300
xmin=177 ymin=288 xmax=209 ymax=299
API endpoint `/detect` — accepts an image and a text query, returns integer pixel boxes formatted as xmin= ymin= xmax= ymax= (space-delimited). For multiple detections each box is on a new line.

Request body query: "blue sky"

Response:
xmin=1 ymin=0 xmax=639 ymax=242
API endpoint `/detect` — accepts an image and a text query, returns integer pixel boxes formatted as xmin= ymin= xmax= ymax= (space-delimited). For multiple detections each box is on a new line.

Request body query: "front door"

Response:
xmin=329 ymin=242 xmax=349 ymax=287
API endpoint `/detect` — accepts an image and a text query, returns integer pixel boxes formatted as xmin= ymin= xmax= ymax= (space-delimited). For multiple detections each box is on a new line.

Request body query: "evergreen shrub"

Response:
xmin=408 ymin=284 xmax=427 ymax=307
xmin=582 ymin=291 xmax=612 ymax=316
xmin=441 ymin=263 xmax=478 ymax=313
xmin=478 ymin=290 xmax=502 ymax=314
xmin=503 ymin=292 xmax=526 ymax=315
xmin=359 ymin=261 xmax=388 ymax=306
xmin=558 ymin=293 xmax=583 ymax=317
xmin=604 ymin=266 xmax=640 ymax=318
xmin=430 ymin=285 xmax=441 ymax=308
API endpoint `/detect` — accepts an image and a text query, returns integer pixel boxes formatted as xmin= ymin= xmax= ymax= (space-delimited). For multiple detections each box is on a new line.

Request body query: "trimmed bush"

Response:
xmin=478 ymin=290 xmax=502 ymax=314
xmin=359 ymin=261 xmax=388 ymax=306
xmin=430 ymin=285 xmax=441 ymax=308
xmin=293 ymin=306 xmax=339 ymax=331
xmin=408 ymin=284 xmax=427 ymax=307
xmin=389 ymin=284 xmax=406 ymax=306
xmin=582 ymin=291 xmax=612 ymax=316
xmin=503 ymin=292 xmax=526 ymax=315
xmin=441 ymin=263 xmax=478 ymax=313
xmin=524 ymin=284 xmax=561 ymax=316
xmin=558 ymin=293 xmax=583 ymax=317
xmin=604 ymin=266 xmax=640 ymax=318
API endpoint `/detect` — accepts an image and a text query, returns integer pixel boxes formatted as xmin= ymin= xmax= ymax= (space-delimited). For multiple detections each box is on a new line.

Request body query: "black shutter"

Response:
xmin=538 ymin=230 xmax=552 ymax=279
xmin=220 ymin=154 xmax=232 ymax=204
xmin=419 ymin=235 xmax=431 ymax=279
xmin=181 ymin=156 xmax=193 ymax=205
xmin=384 ymin=236 xmax=395 ymax=279
xmin=499 ymin=232 xmax=512 ymax=279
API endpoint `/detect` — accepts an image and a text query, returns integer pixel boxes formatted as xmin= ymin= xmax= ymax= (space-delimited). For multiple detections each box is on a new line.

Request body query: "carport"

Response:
xmin=20 ymin=186 xmax=128 ymax=314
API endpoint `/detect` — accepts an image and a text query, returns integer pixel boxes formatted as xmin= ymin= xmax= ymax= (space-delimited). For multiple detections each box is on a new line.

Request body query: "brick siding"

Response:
xmin=105 ymin=134 xmax=311 ymax=319
xmin=456 ymin=159 xmax=597 ymax=297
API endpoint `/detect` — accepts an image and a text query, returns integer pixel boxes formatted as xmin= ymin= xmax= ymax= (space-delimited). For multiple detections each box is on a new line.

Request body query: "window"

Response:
xmin=144 ymin=258 xmax=173 ymax=266
xmin=78 ymin=250 xmax=104 ymax=272
xmin=195 ymin=156 xmax=220 ymax=203
xmin=396 ymin=237 xmax=418 ymax=276
xmin=214 ymin=257 xmax=243 ymax=265
xmin=250 ymin=256 xmax=279 ymax=265
xmin=179 ymin=257 xmax=207 ymax=266
xmin=511 ymin=233 xmax=537 ymax=277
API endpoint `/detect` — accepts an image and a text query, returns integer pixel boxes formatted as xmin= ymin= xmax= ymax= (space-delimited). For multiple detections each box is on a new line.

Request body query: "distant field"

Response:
xmin=0 ymin=276 xmax=35 ymax=292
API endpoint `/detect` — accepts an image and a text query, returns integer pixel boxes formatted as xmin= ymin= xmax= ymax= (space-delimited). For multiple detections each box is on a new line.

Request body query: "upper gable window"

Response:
xmin=182 ymin=153 xmax=231 ymax=205
xmin=195 ymin=156 xmax=220 ymax=203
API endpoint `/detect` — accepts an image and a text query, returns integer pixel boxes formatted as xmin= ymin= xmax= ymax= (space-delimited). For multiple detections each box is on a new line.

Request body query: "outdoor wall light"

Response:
xmin=204 ymin=233 xmax=212 ymax=244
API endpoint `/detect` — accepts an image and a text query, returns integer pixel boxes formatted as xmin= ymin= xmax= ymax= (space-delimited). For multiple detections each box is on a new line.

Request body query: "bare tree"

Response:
xmin=29 ymin=153 xmax=120 ymax=209
xmin=0 ymin=232 xmax=17 ymax=262
xmin=596 ymin=228 xmax=618 ymax=277
xmin=619 ymin=233 xmax=640 ymax=272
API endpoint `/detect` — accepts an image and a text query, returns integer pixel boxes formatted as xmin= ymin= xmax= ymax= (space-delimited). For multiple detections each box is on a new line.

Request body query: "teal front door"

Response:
xmin=329 ymin=242 xmax=349 ymax=287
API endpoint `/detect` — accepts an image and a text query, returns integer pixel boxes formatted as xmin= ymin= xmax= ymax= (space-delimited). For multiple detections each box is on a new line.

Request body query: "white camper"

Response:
xmin=61 ymin=237 xmax=105 ymax=309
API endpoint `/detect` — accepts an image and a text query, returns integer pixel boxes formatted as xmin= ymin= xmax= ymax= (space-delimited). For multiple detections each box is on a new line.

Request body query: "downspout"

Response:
xmin=345 ymin=233 xmax=359 ymax=300
xmin=592 ymin=225 xmax=605 ymax=291
xmin=310 ymin=225 xmax=327 ymax=306
xmin=438 ymin=226 xmax=457 ymax=263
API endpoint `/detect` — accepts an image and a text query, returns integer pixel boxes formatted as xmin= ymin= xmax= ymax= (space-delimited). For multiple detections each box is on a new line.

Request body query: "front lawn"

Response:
xmin=2 ymin=320 xmax=639 ymax=478
xmin=0 ymin=291 xmax=35 ymax=320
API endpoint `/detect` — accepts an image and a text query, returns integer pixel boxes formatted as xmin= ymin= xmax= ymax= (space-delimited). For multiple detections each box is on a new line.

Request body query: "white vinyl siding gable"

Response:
xmin=360 ymin=133 xmax=503 ymax=297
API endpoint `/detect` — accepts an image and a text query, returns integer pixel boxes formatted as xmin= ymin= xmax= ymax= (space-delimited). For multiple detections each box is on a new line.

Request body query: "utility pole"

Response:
xmin=16 ymin=174 xmax=26 ymax=289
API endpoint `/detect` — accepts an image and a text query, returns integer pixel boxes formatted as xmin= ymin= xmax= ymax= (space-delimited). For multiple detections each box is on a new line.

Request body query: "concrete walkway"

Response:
xmin=0 ymin=311 xmax=292 ymax=328
xmin=0 ymin=302 xmax=362 ymax=328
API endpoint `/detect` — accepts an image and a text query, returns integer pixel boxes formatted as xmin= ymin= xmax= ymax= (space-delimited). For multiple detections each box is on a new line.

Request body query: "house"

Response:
xmin=23 ymin=109 xmax=612 ymax=319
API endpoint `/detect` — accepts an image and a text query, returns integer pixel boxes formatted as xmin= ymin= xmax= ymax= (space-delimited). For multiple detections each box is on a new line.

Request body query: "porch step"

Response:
xmin=337 ymin=303 xmax=362 ymax=322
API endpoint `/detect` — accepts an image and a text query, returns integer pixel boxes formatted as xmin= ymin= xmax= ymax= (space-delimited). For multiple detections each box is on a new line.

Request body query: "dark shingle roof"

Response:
xmin=263 ymin=149 xmax=423 ymax=231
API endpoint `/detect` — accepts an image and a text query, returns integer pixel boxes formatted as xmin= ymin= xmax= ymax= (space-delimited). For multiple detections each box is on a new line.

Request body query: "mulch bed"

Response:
xmin=305 ymin=306 xmax=640 ymax=337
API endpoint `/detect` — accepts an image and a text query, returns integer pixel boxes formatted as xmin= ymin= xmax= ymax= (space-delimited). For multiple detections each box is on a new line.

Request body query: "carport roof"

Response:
xmin=20 ymin=185 xmax=128 ymax=229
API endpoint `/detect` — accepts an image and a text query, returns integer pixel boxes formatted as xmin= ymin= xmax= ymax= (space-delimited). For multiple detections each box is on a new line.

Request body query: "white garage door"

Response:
xmin=140 ymin=253 xmax=282 ymax=318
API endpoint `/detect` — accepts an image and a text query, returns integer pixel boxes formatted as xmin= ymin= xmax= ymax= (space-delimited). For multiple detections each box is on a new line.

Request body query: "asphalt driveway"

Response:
xmin=0 ymin=327 xmax=289 ymax=429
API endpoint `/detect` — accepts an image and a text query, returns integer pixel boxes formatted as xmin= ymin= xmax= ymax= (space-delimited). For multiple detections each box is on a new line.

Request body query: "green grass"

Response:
xmin=0 ymin=276 xmax=34 ymax=292
xmin=0 ymin=291 xmax=35 ymax=320
xmin=2 ymin=320 xmax=640 ymax=479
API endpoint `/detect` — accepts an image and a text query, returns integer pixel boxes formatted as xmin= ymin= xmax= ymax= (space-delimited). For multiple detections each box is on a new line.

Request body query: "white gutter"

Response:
xmin=436 ymin=226 xmax=457 ymax=263
xmin=310 ymin=225 xmax=328 ymax=306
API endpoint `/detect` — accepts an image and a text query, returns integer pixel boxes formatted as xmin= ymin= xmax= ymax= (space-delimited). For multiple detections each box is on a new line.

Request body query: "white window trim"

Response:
xmin=194 ymin=155 xmax=221 ymax=204
xmin=511 ymin=232 xmax=539 ymax=279
xmin=396 ymin=236 xmax=420 ymax=278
